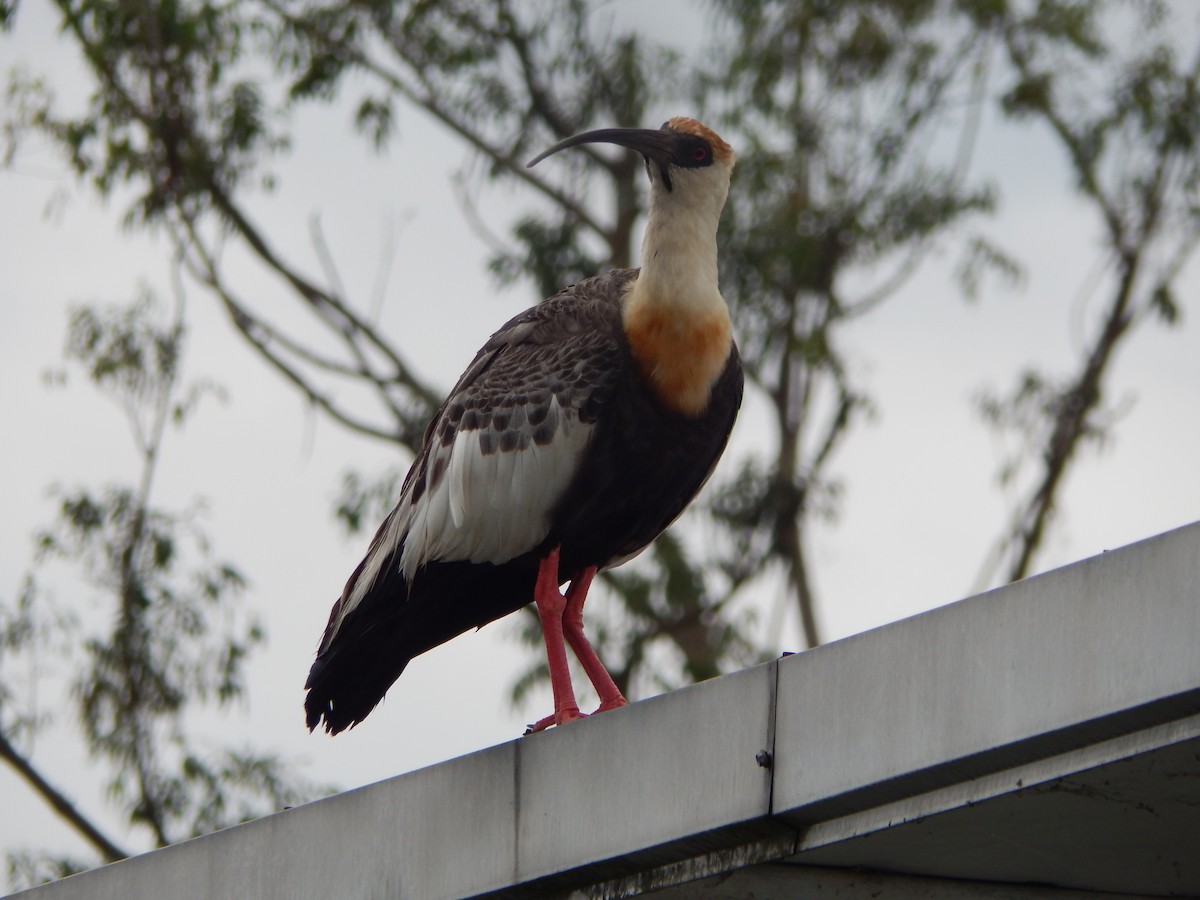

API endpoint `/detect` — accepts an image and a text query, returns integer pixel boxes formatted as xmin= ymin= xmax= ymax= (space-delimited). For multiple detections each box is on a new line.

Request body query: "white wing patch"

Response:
xmin=335 ymin=393 xmax=593 ymax=631
xmin=399 ymin=394 xmax=589 ymax=577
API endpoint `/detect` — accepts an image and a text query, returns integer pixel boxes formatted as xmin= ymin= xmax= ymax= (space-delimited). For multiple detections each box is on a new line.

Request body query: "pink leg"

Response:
xmin=525 ymin=548 xmax=585 ymax=734
xmin=562 ymin=567 xmax=628 ymax=714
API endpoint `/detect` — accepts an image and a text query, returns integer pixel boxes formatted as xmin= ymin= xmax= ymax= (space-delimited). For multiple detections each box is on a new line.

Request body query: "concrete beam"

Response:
xmin=10 ymin=522 xmax=1200 ymax=899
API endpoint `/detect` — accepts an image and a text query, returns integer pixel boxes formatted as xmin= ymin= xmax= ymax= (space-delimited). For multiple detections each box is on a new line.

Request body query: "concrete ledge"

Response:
xmin=12 ymin=522 xmax=1200 ymax=899
xmin=774 ymin=520 xmax=1200 ymax=823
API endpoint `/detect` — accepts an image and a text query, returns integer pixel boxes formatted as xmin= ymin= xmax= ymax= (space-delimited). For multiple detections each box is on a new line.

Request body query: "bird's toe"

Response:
xmin=592 ymin=696 xmax=628 ymax=715
xmin=523 ymin=706 xmax=587 ymax=735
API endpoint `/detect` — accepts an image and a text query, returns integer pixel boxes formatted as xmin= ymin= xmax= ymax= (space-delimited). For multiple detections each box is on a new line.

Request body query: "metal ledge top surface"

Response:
xmin=12 ymin=521 xmax=1200 ymax=899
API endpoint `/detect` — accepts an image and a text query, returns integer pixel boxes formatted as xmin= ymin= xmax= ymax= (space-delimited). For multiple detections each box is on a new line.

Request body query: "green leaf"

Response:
xmin=1149 ymin=282 xmax=1180 ymax=325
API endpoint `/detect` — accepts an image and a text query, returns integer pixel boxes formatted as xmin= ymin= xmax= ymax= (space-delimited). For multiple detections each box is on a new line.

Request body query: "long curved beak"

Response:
xmin=527 ymin=127 xmax=674 ymax=168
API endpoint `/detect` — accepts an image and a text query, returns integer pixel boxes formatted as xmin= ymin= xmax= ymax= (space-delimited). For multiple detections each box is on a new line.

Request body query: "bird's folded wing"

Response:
xmin=332 ymin=283 xmax=630 ymax=633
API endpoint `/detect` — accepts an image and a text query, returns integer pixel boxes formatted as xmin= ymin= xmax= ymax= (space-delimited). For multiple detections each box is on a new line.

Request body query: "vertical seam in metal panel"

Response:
xmin=512 ymin=738 xmax=522 ymax=888
xmin=768 ymin=657 xmax=779 ymax=816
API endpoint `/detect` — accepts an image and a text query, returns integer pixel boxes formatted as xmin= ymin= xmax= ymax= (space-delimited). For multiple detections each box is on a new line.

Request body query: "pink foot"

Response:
xmin=523 ymin=696 xmax=627 ymax=735
xmin=591 ymin=697 xmax=628 ymax=715
xmin=524 ymin=707 xmax=587 ymax=735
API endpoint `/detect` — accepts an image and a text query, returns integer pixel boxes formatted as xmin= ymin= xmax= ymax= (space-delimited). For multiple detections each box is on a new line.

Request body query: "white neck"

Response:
xmin=620 ymin=164 xmax=734 ymax=416
xmin=628 ymin=168 xmax=729 ymax=315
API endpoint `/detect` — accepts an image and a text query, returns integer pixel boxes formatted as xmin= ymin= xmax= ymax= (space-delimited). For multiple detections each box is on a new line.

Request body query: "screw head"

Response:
xmin=756 ymin=750 xmax=773 ymax=768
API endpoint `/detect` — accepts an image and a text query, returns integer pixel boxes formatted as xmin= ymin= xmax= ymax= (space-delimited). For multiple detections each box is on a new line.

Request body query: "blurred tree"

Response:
xmin=699 ymin=0 xmax=999 ymax=648
xmin=972 ymin=0 xmax=1200 ymax=583
xmin=0 ymin=292 xmax=321 ymax=889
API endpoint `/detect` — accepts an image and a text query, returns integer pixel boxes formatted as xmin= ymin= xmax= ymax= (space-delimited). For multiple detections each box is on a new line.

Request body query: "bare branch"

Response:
xmin=1001 ymin=27 xmax=1128 ymax=254
xmin=200 ymin=181 xmax=439 ymax=411
xmin=0 ymin=730 xmax=129 ymax=863
xmin=259 ymin=0 xmax=611 ymax=238
xmin=175 ymin=219 xmax=425 ymax=447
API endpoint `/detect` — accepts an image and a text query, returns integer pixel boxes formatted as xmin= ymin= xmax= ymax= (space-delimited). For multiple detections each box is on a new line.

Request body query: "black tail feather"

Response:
xmin=304 ymin=559 xmax=536 ymax=734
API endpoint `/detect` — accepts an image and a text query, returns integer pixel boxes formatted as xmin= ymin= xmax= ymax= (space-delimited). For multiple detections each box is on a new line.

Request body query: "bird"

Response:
xmin=304 ymin=117 xmax=742 ymax=736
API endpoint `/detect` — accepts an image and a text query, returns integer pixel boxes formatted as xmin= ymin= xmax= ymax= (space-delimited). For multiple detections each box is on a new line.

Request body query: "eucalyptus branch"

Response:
xmin=452 ymin=173 xmax=523 ymax=264
xmin=848 ymin=40 xmax=992 ymax=318
xmin=1133 ymin=222 xmax=1200 ymax=328
xmin=493 ymin=0 xmax=574 ymax=139
xmin=0 ymin=730 xmax=128 ymax=864
xmin=118 ymin=295 xmax=181 ymax=850
xmin=175 ymin=220 xmax=423 ymax=447
xmin=1001 ymin=26 xmax=1127 ymax=253
xmin=200 ymin=181 xmax=439 ymax=411
xmin=259 ymin=0 xmax=610 ymax=237
xmin=308 ymin=216 xmax=350 ymax=314
xmin=52 ymin=0 xmax=440 ymax=437
xmin=304 ymin=216 xmax=413 ymax=427
xmin=1002 ymin=246 xmax=1139 ymax=582
xmin=982 ymin=10 xmax=1200 ymax=583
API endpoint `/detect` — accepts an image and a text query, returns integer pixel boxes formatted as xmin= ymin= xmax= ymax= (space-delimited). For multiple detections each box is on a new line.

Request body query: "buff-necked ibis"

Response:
xmin=305 ymin=117 xmax=742 ymax=735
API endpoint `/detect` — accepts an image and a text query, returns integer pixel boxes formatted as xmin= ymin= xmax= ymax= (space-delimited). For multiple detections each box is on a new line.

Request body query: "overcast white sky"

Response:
xmin=2 ymin=0 xmax=1199 ymax=873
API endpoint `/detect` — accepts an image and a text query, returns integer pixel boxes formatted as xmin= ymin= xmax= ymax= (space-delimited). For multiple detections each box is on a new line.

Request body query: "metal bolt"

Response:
xmin=756 ymin=750 xmax=773 ymax=768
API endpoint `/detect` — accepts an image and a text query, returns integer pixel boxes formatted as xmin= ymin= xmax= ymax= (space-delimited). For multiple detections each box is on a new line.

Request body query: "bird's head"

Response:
xmin=528 ymin=117 xmax=734 ymax=214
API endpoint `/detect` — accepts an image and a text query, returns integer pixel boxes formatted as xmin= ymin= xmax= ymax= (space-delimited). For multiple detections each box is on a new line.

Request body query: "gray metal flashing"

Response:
xmin=797 ymin=711 xmax=1200 ymax=855
xmin=10 ymin=522 xmax=1200 ymax=899
xmin=773 ymin=520 xmax=1200 ymax=824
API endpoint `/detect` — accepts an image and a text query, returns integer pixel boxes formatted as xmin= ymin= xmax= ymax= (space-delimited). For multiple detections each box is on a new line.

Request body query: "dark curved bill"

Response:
xmin=526 ymin=127 xmax=674 ymax=168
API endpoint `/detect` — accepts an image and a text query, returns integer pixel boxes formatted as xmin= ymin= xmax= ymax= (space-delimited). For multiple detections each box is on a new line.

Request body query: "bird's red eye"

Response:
xmin=693 ymin=147 xmax=708 ymax=161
